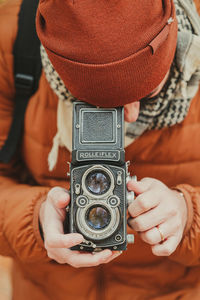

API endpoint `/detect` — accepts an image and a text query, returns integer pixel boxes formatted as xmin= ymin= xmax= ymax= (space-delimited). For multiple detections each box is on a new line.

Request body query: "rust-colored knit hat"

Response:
xmin=36 ymin=0 xmax=177 ymax=107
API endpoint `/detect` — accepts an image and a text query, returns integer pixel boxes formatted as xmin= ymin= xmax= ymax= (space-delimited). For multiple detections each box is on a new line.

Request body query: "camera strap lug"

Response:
xmin=75 ymin=184 xmax=81 ymax=195
xmin=117 ymin=171 xmax=122 ymax=185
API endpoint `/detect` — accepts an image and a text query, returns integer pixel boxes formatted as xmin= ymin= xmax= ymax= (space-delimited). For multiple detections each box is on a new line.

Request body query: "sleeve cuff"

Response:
xmin=33 ymin=194 xmax=47 ymax=247
xmin=4 ymin=186 xmax=51 ymax=263
xmin=169 ymin=184 xmax=200 ymax=266
xmin=172 ymin=184 xmax=194 ymax=236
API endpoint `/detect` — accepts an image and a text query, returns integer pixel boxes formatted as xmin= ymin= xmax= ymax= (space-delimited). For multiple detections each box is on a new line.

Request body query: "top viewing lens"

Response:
xmin=86 ymin=170 xmax=111 ymax=195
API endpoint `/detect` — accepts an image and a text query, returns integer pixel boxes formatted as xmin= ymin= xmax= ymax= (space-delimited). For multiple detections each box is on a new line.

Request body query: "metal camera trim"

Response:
xmin=76 ymin=201 xmax=120 ymax=240
xmin=82 ymin=165 xmax=115 ymax=199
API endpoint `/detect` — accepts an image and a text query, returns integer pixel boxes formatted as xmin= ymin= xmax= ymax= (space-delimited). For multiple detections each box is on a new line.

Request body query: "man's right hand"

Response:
xmin=39 ymin=187 xmax=121 ymax=267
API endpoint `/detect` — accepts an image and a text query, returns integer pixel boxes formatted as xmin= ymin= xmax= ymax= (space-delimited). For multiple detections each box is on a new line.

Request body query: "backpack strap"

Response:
xmin=0 ymin=0 xmax=42 ymax=163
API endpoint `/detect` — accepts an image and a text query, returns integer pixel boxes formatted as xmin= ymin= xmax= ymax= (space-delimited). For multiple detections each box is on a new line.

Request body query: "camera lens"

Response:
xmin=86 ymin=170 xmax=111 ymax=195
xmin=86 ymin=205 xmax=111 ymax=230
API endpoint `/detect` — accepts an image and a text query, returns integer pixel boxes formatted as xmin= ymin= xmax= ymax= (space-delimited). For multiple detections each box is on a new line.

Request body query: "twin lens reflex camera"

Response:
xmin=67 ymin=101 xmax=135 ymax=252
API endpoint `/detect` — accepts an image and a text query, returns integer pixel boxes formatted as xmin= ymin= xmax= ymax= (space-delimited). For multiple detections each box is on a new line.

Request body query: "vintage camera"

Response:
xmin=68 ymin=101 xmax=133 ymax=252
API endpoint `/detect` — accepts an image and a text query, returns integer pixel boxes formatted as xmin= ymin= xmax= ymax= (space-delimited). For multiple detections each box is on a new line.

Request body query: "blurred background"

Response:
xmin=0 ymin=1 xmax=13 ymax=299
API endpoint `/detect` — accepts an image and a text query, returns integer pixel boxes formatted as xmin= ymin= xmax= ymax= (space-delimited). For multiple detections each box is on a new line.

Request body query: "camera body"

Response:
xmin=68 ymin=101 xmax=128 ymax=251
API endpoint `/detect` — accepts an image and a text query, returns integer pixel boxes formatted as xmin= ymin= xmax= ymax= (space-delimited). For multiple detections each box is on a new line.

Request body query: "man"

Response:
xmin=0 ymin=0 xmax=200 ymax=299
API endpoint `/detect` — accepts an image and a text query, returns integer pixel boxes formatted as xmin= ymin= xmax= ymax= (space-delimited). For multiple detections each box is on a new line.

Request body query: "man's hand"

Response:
xmin=127 ymin=178 xmax=187 ymax=256
xmin=39 ymin=187 xmax=121 ymax=267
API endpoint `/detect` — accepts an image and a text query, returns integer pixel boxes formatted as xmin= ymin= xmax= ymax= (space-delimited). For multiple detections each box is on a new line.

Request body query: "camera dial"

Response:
xmin=76 ymin=195 xmax=89 ymax=207
xmin=107 ymin=195 xmax=120 ymax=207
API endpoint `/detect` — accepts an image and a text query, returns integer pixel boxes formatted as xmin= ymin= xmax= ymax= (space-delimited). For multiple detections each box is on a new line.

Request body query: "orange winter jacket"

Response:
xmin=0 ymin=0 xmax=200 ymax=300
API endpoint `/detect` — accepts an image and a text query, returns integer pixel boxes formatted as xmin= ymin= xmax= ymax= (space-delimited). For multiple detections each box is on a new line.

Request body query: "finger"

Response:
xmin=43 ymin=201 xmax=68 ymax=231
xmin=128 ymin=205 xmax=168 ymax=232
xmin=127 ymin=178 xmax=153 ymax=195
xmin=102 ymin=251 xmax=122 ymax=264
xmin=66 ymin=249 xmax=116 ymax=268
xmin=48 ymin=187 xmax=70 ymax=209
xmin=46 ymin=248 xmax=73 ymax=264
xmin=139 ymin=216 xmax=181 ymax=245
xmin=48 ymin=248 xmax=122 ymax=266
xmin=151 ymin=235 xmax=180 ymax=256
xmin=45 ymin=233 xmax=84 ymax=249
xmin=128 ymin=190 xmax=160 ymax=218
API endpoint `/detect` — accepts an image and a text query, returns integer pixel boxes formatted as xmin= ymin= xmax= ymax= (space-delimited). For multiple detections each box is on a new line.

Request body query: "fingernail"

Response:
xmin=57 ymin=196 xmax=69 ymax=207
xmin=61 ymin=195 xmax=69 ymax=202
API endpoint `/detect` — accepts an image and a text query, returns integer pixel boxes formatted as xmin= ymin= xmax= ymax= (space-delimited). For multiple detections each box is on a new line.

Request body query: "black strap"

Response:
xmin=0 ymin=0 xmax=42 ymax=163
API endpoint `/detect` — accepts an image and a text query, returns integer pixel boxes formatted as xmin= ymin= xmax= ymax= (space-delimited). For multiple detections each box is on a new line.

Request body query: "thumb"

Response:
xmin=127 ymin=178 xmax=152 ymax=195
xmin=48 ymin=187 xmax=71 ymax=209
xmin=56 ymin=191 xmax=70 ymax=209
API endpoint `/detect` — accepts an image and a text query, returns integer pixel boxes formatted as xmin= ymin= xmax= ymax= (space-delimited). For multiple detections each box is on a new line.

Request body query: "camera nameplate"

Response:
xmin=76 ymin=150 xmax=120 ymax=162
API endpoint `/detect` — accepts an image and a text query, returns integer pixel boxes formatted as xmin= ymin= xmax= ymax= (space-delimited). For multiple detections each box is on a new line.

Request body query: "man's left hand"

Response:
xmin=127 ymin=178 xmax=187 ymax=256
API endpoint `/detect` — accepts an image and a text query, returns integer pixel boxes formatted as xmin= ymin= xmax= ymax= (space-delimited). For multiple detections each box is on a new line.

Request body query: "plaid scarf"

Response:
xmin=126 ymin=0 xmax=200 ymax=139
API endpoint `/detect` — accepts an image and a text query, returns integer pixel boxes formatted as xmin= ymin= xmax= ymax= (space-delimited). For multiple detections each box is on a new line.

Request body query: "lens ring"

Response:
xmin=86 ymin=205 xmax=111 ymax=230
xmin=86 ymin=170 xmax=111 ymax=195
xmin=76 ymin=202 xmax=120 ymax=240
xmin=82 ymin=165 xmax=115 ymax=199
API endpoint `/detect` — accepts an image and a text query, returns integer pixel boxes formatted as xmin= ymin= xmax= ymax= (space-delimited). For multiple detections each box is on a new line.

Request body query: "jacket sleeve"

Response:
xmin=0 ymin=7 xmax=51 ymax=263
xmin=0 ymin=175 xmax=51 ymax=263
xmin=0 ymin=57 xmax=51 ymax=263
xmin=169 ymin=184 xmax=200 ymax=266
xmin=168 ymin=0 xmax=200 ymax=266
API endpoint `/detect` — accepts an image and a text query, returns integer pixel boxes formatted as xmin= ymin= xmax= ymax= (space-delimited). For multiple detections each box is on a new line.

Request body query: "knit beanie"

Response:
xmin=36 ymin=0 xmax=178 ymax=107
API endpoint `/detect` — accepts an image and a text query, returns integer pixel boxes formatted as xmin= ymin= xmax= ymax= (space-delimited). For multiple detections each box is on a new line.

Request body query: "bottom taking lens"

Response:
xmin=86 ymin=206 xmax=111 ymax=230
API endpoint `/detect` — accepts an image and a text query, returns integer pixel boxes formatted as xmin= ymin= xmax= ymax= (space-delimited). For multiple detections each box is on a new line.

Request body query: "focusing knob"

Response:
xmin=127 ymin=234 xmax=134 ymax=244
xmin=127 ymin=191 xmax=135 ymax=206
xmin=126 ymin=175 xmax=137 ymax=184
xmin=126 ymin=175 xmax=137 ymax=206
